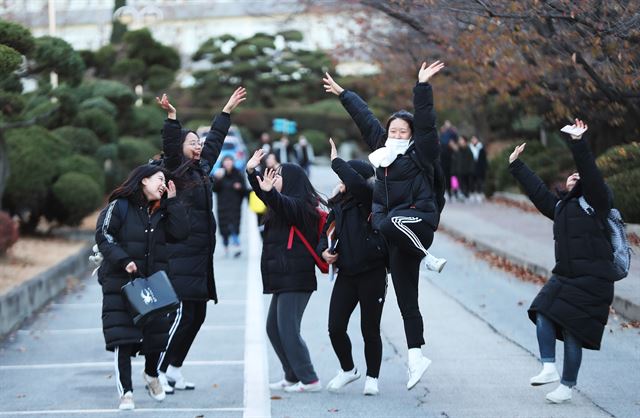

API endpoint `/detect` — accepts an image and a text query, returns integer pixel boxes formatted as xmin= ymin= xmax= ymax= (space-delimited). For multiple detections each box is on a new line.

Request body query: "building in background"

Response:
xmin=0 ymin=0 xmax=379 ymax=79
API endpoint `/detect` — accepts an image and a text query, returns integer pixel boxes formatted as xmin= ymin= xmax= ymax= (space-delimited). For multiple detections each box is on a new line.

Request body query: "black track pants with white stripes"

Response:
xmin=114 ymin=345 xmax=160 ymax=395
xmin=379 ymin=209 xmax=435 ymax=349
xmin=158 ymin=301 xmax=207 ymax=373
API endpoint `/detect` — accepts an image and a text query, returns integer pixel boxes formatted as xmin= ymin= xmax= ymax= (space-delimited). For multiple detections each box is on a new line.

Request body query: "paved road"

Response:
xmin=0 ymin=164 xmax=638 ymax=417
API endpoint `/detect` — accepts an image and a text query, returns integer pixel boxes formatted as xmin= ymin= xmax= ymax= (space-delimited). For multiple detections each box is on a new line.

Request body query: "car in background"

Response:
xmin=201 ymin=124 xmax=248 ymax=174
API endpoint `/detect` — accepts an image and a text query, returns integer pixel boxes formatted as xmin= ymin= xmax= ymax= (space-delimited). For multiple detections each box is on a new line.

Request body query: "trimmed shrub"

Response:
xmin=90 ymin=80 xmax=136 ymax=111
xmin=121 ymin=105 xmax=165 ymax=137
xmin=50 ymin=172 xmax=102 ymax=225
xmin=118 ymin=137 xmax=158 ymax=171
xmin=0 ymin=91 xmax=26 ymax=116
xmin=53 ymin=126 xmax=102 ymax=156
xmin=33 ymin=36 xmax=85 ymax=86
xmin=596 ymin=142 xmax=640 ymax=178
xmin=300 ymin=129 xmax=329 ymax=155
xmin=74 ymin=108 xmax=117 ymax=142
xmin=0 ymin=45 xmax=23 ymax=77
xmin=3 ymin=126 xmax=70 ymax=214
xmin=79 ymin=97 xmax=118 ymax=117
xmin=0 ymin=20 xmax=35 ymax=55
xmin=0 ymin=211 xmax=19 ymax=255
xmin=57 ymin=155 xmax=105 ymax=191
xmin=607 ymin=167 xmax=640 ymax=223
xmin=146 ymin=65 xmax=175 ymax=91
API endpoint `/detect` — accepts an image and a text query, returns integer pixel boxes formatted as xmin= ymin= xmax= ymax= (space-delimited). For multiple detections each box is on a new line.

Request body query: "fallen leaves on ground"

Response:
xmin=270 ymin=395 xmax=282 ymax=400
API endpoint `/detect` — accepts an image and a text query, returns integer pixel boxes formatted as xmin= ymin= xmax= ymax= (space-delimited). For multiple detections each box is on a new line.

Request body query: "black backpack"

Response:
xmin=408 ymin=149 xmax=446 ymax=216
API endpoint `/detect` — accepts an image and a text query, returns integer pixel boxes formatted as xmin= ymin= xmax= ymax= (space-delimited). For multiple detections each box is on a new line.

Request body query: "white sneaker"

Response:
xmin=142 ymin=372 xmax=166 ymax=401
xmin=118 ymin=391 xmax=134 ymax=410
xmin=546 ymin=384 xmax=572 ymax=403
xmin=269 ymin=378 xmax=297 ymax=391
xmin=407 ymin=348 xmax=431 ymax=390
xmin=424 ymin=253 xmax=447 ymax=273
xmin=530 ymin=363 xmax=560 ymax=386
xmin=363 ymin=377 xmax=379 ymax=396
xmin=326 ymin=368 xmax=360 ymax=392
xmin=165 ymin=365 xmax=195 ymax=390
xmin=283 ymin=380 xmax=322 ymax=393
xmin=158 ymin=372 xmax=175 ymax=394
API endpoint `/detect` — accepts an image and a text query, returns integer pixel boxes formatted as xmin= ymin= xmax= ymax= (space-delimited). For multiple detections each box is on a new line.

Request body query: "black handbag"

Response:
xmin=121 ymin=270 xmax=180 ymax=327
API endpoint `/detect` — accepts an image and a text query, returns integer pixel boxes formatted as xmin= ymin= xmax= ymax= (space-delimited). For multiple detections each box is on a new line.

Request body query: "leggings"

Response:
xmin=379 ymin=209 xmax=435 ymax=349
xmin=536 ymin=313 xmax=583 ymax=387
xmin=159 ymin=300 xmax=207 ymax=373
xmin=115 ymin=345 xmax=159 ymax=395
xmin=328 ymin=268 xmax=387 ymax=378
xmin=266 ymin=291 xmax=318 ymax=384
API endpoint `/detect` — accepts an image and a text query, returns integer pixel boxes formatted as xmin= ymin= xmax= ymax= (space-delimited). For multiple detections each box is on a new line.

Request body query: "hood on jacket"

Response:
xmin=347 ymin=159 xmax=374 ymax=179
xmin=281 ymin=163 xmax=309 ymax=199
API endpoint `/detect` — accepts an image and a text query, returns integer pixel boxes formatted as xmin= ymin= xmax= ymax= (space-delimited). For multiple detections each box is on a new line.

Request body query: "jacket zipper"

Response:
xmin=384 ymin=167 xmax=389 ymax=214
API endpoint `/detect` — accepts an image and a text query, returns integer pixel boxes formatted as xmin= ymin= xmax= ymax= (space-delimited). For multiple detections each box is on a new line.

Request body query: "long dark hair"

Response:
xmin=109 ymin=164 xmax=168 ymax=204
xmin=263 ymin=163 xmax=327 ymax=232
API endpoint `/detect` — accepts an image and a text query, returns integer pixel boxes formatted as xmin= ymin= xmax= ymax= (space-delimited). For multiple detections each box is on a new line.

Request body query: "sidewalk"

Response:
xmin=439 ymin=198 xmax=640 ymax=322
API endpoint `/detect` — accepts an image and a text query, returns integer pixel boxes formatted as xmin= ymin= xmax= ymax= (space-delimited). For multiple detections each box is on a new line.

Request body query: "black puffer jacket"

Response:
xmin=317 ymin=158 xmax=386 ymax=275
xmin=96 ymin=197 xmax=188 ymax=353
xmin=509 ymin=137 xmax=616 ymax=350
xmin=162 ymin=114 xmax=231 ymax=302
xmin=247 ymin=164 xmax=318 ymax=294
xmin=212 ymin=167 xmax=247 ymax=237
xmin=339 ymin=83 xmax=440 ymax=230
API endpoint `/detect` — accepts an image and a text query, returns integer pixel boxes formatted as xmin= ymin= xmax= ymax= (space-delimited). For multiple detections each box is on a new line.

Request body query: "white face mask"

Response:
xmin=385 ymin=137 xmax=412 ymax=156
xmin=368 ymin=137 xmax=413 ymax=168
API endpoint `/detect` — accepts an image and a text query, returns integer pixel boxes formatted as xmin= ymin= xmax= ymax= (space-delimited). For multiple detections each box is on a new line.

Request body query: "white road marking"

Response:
xmin=0 ymin=360 xmax=243 ymax=371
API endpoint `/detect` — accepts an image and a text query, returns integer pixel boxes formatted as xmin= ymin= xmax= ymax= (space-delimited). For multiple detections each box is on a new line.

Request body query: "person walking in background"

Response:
xmin=508 ymin=119 xmax=620 ymax=404
xmin=212 ymin=156 xmax=247 ymax=258
xmin=246 ymin=148 xmax=324 ymax=393
xmin=295 ymin=135 xmax=315 ymax=176
xmin=439 ymin=120 xmax=458 ymax=146
xmin=155 ymin=87 xmax=246 ymax=393
xmin=95 ymin=164 xmax=188 ymax=410
xmin=318 ymin=138 xmax=387 ymax=396
xmin=469 ymin=135 xmax=488 ymax=202
xmin=273 ymin=136 xmax=299 ymax=164
xmin=259 ymin=132 xmax=273 ymax=172
xmin=448 ymin=139 xmax=461 ymax=201
xmin=456 ymin=136 xmax=475 ymax=200
xmin=324 ymin=61 xmax=446 ymax=390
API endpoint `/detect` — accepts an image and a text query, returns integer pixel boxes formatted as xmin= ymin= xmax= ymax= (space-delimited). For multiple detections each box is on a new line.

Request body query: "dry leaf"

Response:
xmin=271 ymin=395 xmax=282 ymax=400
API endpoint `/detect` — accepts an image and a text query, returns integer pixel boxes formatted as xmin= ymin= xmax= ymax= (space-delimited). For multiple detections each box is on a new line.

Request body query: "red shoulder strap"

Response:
xmin=289 ymin=226 xmax=329 ymax=273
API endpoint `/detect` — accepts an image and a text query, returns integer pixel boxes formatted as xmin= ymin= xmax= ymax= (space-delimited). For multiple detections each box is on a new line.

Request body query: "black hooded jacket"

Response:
xmin=96 ymin=197 xmax=189 ymax=352
xmin=248 ymin=163 xmax=319 ymax=294
xmin=509 ymin=137 xmax=616 ymax=350
xmin=339 ymin=83 xmax=441 ymax=230
xmin=316 ymin=158 xmax=386 ymax=276
xmin=212 ymin=167 xmax=247 ymax=237
xmin=161 ymin=114 xmax=231 ymax=302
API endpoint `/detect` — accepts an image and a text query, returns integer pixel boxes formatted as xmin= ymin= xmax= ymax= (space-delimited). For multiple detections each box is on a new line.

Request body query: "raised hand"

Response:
xmin=569 ymin=118 xmax=588 ymax=140
xmin=257 ymin=168 xmax=276 ymax=192
xmin=329 ymin=137 xmax=338 ymax=161
xmin=323 ymin=72 xmax=344 ymax=96
xmin=155 ymin=93 xmax=177 ymax=119
xmin=166 ymin=180 xmax=177 ymax=199
xmin=246 ymin=149 xmax=265 ymax=173
xmin=418 ymin=60 xmax=445 ymax=83
xmin=509 ymin=143 xmax=526 ymax=163
xmin=223 ymin=86 xmax=247 ymax=113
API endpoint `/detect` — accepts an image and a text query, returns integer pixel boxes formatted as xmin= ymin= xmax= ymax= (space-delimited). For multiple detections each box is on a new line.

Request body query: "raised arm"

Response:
xmin=157 ymin=94 xmax=183 ymax=171
xmin=564 ymin=120 xmax=611 ymax=215
xmin=201 ymin=87 xmax=246 ymax=167
xmin=413 ymin=61 xmax=445 ymax=163
xmin=323 ymin=72 xmax=385 ymax=151
xmin=247 ymin=168 xmax=307 ymax=225
xmin=508 ymin=143 xmax=559 ymax=220
xmin=95 ymin=199 xmax=132 ymax=271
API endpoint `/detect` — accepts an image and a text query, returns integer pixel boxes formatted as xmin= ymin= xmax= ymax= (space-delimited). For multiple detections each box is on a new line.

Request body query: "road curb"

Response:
xmin=440 ymin=221 xmax=640 ymax=322
xmin=0 ymin=243 xmax=92 ymax=341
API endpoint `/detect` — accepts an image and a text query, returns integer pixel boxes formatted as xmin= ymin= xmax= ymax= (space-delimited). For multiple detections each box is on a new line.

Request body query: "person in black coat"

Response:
xmin=324 ymin=61 xmax=446 ymax=390
xmin=95 ymin=164 xmax=188 ymax=410
xmin=456 ymin=136 xmax=475 ymax=199
xmin=508 ymin=119 xmax=617 ymax=404
xmin=316 ymin=138 xmax=387 ymax=396
xmin=212 ymin=156 xmax=247 ymax=257
xmin=246 ymin=148 xmax=325 ymax=393
xmin=154 ymin=88 xmax=246 ymax=392
xmin=469 ymin=135 xmax=488 ymax=202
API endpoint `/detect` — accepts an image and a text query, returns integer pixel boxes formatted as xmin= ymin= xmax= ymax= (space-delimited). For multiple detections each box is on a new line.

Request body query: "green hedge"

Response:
xmin=57 ymin=155 xmax=105 ymax=191
xmin=50 ymin=172 xmax=102 ymax=225
xmin=74 ymin=108 xmax=117 ymax=142
xmin=596 ymin=142 xmax=640 ymax=178
xmin=53 ymin=126 xmax=102 ymax=157
xmin=607 ymin=167 xmax=640 ymax=223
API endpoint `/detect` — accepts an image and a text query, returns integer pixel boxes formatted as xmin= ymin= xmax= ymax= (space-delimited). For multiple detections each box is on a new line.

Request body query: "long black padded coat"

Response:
xmin=212 ymin=167 xmax=247 ymax=238
xmin=316 ymin=158 xmax=386 ymax=276
xmin=96 ymin=197 xmax=189 ymax=353
xmin=162 ymin=114 xmax=231 ymax=302
xmin=339 ymin=83 xmax=441 ymax=231
xmin=509 ymin=137 xmax=616 ymax=350
xmin=247 ymin=163 xmax=318 ymax=294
